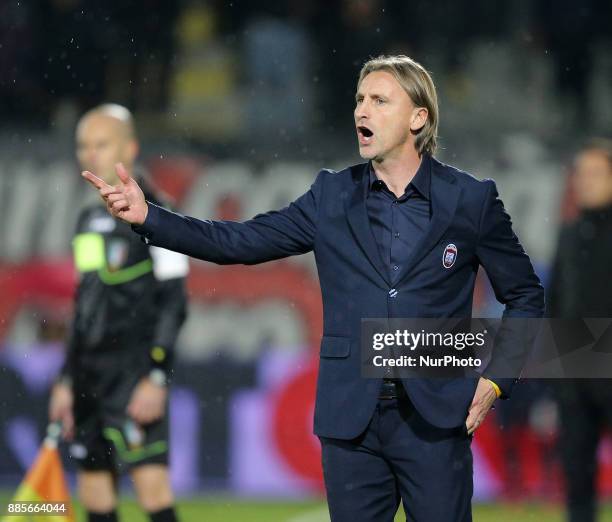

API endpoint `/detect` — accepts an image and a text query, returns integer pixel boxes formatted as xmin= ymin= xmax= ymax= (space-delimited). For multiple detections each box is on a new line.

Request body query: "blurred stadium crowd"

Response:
xmin=1 ymin=0 xmax=611 ymax=153
xmin=1 ymin=0 xmax=612 ymax=514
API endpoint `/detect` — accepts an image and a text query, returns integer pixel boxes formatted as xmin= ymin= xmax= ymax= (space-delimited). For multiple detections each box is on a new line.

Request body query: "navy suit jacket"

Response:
xmin=134 ymin=156 xmax=544 ymax=439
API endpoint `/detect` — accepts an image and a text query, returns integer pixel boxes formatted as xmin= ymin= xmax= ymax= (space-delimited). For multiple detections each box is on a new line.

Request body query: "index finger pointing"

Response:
xmin=82 ymin=171 xmax=111 ymax=190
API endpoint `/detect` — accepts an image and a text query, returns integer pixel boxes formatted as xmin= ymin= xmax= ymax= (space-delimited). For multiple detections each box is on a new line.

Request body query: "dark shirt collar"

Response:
xmin=368 ymin=154 xmax=431 ymax=200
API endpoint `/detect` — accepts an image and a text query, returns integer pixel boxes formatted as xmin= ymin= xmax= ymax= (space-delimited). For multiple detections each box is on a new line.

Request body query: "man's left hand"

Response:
xmin=127 ymin=377 xmax=167 ymax=425
xmin=465 ymin=377 xmax=497 ymax=435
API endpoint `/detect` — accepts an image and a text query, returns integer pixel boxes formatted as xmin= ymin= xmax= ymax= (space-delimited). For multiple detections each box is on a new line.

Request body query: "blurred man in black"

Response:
xmin=548 ymin=139 xmax=612 ymax=522
xmin=48 ymin=104 xmax=188 ymax=522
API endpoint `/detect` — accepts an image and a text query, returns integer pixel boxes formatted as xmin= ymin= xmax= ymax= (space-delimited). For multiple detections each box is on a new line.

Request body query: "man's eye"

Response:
xmin=376 ymin=98 xmax=385 ymax=105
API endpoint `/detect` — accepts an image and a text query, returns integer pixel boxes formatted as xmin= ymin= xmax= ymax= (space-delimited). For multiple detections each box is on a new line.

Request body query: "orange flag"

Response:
xmin=1 ymin=424 xmax=74 ymax=522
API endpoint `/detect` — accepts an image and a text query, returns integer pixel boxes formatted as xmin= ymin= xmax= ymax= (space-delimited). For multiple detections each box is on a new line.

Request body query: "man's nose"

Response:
xmin=355 ymin=104 xmax=369 ymax=121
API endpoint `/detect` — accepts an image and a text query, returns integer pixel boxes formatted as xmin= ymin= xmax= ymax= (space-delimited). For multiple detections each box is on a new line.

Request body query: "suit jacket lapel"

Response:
xmin=345 ymin=164 xmax=391 ymax=286
xmin=395 ymin=159 xmax=461 ymax=287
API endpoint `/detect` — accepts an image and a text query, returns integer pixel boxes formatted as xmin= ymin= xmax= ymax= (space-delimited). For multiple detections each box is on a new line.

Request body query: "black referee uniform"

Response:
xmin=58 ymin=177 xmax=188 ymax=472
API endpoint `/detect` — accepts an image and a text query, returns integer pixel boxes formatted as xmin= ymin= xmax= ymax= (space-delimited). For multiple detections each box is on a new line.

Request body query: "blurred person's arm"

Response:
xmin=48 ymin=259 xmax=85 ymax=441
xmin=56 ymin=308 xmax=79 ymax=388
xmin=49 ymin=207 xmax=95 ymax=439
xmin=147 ymin=248 xmax=189 ymax=378
xmin=127 ymin=248 xmax=188 ymax=425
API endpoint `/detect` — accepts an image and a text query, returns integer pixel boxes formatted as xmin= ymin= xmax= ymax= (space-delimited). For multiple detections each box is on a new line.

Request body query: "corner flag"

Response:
xmin=1 ymin=423 xmax=74 ymax=521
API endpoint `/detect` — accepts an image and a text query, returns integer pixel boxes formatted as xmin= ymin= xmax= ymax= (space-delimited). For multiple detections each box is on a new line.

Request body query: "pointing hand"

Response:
xmin=82 ymin=163 xmax=148 ymax=225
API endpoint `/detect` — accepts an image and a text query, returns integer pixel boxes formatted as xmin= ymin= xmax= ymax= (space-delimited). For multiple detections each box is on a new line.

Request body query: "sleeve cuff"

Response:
xmin=131 ymin=202 xmax=161 ymax=243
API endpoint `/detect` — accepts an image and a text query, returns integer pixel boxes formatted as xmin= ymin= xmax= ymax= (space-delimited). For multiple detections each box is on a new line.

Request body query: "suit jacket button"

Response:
xmin=388 ymin=288 xmax=398 ymax=298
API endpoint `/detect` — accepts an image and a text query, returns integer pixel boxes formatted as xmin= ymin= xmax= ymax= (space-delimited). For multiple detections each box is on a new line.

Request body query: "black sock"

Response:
xmin=88 ymin=511 xmax=118 ymax=522
xmin=148 ymin=506 xmax=178 ymax=522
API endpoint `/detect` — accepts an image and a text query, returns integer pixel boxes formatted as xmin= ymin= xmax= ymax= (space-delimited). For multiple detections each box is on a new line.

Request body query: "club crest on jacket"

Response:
xmin=442 ymin=243 xmax=457 ymax=269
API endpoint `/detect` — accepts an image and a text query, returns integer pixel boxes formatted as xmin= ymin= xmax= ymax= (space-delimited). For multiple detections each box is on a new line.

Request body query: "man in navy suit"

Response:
xmin=84 ymin=55 xmax=544 ymax=521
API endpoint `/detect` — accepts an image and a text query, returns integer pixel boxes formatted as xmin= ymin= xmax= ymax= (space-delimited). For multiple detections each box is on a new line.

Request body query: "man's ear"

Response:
xmin=410 ymin=108 xmax=428 ymax=132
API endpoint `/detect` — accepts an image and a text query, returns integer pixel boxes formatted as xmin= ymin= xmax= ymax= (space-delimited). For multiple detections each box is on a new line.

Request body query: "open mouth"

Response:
xmin=357 ymin=126 xmax=373 ymax=138
xmin=357 ymin=125 xmax=374 ymax=144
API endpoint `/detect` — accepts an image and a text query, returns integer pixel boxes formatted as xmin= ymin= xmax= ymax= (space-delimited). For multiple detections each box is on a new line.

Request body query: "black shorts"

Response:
xmin=69 ymin=354 xmax=169 ymax=473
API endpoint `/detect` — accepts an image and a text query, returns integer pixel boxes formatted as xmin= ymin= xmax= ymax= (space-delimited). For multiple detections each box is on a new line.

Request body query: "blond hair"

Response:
xmin=358 ymin=55 xmax=439 ymax=156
